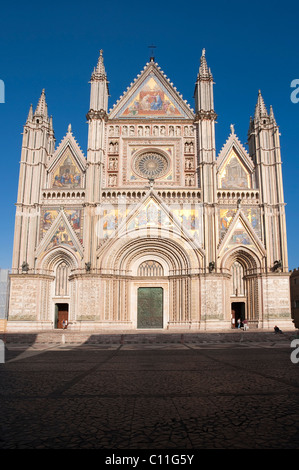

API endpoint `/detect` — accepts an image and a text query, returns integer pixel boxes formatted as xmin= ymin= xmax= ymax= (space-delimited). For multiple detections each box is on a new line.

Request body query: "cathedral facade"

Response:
xmin=7 ymin=50 xmax=292 ymax=331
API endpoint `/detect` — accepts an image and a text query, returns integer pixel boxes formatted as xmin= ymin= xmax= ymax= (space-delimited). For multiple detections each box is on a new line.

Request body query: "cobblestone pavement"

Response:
xmin=1 ymin=330 xmax=299 ymax=449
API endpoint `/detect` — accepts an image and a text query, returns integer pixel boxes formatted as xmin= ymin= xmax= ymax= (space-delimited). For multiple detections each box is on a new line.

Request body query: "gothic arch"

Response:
xmin=55 ymin=260 xmax=70 ymax=297
xmin=37 ymin=246 xmax=80 ymax=273
xmin=220 ymin=246 xmax=263 ymax=325
xmin=97 ymin=229 xmax=202 ymax=275
xmin=96 ymin=230 xmax=202 ymax=328
xmin=220 ymin=246 xmax=262 ymax=275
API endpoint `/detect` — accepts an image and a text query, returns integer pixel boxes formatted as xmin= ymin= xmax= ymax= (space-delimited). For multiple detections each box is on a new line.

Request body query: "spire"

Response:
xmin=198 ymin=48 xmax=213 ymax=79
xmin=26 ymin=104 xmax=33 ymax=123
xmin=194 ymin=48 xmax=216 ymax=115
xmin=269 ymin=105 xmax=277 ymax=125
xmin=88 ymin=50 xmax=109 ymax=115
xmin=254 ymin=90 xmax=268 ymax=120
xmin=34 ymin=89 xmax=48 ymax=119
xmin=91 ymin=49 xmax=107 ymax=80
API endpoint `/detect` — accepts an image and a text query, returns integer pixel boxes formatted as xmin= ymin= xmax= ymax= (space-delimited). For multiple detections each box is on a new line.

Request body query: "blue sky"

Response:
xmin=0 ymin=0 xmax=298 ymax=269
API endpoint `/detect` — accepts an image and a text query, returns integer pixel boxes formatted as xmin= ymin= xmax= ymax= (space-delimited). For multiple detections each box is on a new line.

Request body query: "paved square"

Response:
xmin=1 ymin=332 xmax=299 ymax=449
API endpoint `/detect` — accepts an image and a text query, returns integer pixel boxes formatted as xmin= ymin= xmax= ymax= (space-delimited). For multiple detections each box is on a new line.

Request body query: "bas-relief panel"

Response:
xmin=219 ymin=152 xmax=251 ymax=189
xmin=118 ymin=75 xmax=183 ymax=118
xmin=100 ymin=201 xmax=203 ymax=245
xmin=52 ymin=151 xmax=82 ymax=188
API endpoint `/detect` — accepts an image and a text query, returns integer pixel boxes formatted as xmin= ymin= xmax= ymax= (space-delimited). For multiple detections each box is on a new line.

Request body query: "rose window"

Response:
xmin=133 ymin=152 xmax=170 ymax=179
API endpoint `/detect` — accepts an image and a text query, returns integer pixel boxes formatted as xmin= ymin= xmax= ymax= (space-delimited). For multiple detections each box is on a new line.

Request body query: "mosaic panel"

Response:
xmin=41 ymin=208 xmax=83 ymax=243
xmin=219 ymin=151 xmax=251 ymax=189
xmin=46 ymin=223 xmax=78 ymax=252
xmin=118 ymin=74 xmax=184 ymax=118
xmin=225 ymin=221 xmax=255 ymax=251
xmin=219 ymin=207 xmax=261 ymax=239
xmin=52 ymin=150 xmax=82 ymax=188
xmin=100 ymin=201 xmax=203 ymax=245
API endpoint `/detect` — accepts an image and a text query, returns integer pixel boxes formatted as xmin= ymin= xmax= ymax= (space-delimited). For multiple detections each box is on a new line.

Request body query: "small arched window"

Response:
xmin=55 ymin=261 xmax=69 ymax=296
xmin=138 ymin=260 xmax=164 ymax=277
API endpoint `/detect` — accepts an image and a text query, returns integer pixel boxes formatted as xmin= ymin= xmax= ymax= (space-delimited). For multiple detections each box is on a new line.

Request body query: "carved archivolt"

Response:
xmin=97 ymin=230 xmax=202 ymax=275
xmin=38 ymin=246 xmax=79 ymax=273
xmin=220 ymin=246 xmax=262 ymax=275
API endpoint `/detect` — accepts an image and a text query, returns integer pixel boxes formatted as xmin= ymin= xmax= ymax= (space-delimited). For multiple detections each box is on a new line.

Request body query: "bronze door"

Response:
xmin=137 ymin=287 xmax=163 ymax=329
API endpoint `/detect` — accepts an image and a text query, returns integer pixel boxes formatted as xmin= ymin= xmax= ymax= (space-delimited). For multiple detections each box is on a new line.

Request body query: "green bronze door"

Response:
xmin=137 ymin=287 xmax=163 ymax=328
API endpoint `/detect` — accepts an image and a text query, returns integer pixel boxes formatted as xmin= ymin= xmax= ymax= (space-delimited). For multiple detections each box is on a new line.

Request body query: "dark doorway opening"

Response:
xmin=231 ymin=302 xmax=245 ymax=328
xmin=55 ymin=303 xmax=69 ymax=329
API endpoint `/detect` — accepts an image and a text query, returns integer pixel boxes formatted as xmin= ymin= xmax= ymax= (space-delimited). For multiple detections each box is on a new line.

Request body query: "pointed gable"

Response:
xmin=218 ymin=209 xmax=265 ymax=256
xmin=109 ymin=61 xmax=194 ymax=120
xmin=97 ymin=191 xmax=204 ymax=249
xmin=40 ymin=207 xmax=83 ymax=244
xmin=37 ymin=210 xmax=83 ymax=257
xmin=217 ymin=125 xmax=254 ymax=190
xmin=47 ymin=125 xmax=86 ymax=189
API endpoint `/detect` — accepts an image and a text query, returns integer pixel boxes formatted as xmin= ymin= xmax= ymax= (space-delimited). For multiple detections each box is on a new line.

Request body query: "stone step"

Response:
xmin=0 ymin=329 xmax=294 ymax=345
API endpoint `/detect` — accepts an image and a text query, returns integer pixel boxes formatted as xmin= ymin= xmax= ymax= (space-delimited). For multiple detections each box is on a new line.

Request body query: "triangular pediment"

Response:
xmin=217 ymin=127 xmax=254 ymax=190
xmin=218 ymin=209 xmax=265 ymax=256
xmin=40 ymin=207 xmax=83 ymax=243
xmin=37 ymin=210 xmax=83 ymax=257
xmin=109 ymin=62 xmax=194 ymax=120
xmin=47 ymin=127 xmax=86 ymax=189
xmin=219 ymin=206 xmax=262 ymax=242
xmin=96 ymin=191 xmax=204 ymax=252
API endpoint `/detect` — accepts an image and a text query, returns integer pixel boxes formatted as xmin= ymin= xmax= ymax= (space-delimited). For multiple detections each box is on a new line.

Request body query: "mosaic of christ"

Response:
xmin=122 ymin=76 xmax=181 ymax=117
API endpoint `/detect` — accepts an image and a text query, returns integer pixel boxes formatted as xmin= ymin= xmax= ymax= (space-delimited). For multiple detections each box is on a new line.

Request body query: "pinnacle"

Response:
xmin=199 ymin=48 xmax=212 ymax=79
xmin=26 ymin=103 xmax=33 ymax=122
xmin=254 ymin=90 xmax=268 ymax=119
xmin=269 ymin=105 xmax=277 ymax=124
xmin=92 ymin=49 xmax=107 ymax=80
xmin=34 ymin=88 xmax=48 ymax=119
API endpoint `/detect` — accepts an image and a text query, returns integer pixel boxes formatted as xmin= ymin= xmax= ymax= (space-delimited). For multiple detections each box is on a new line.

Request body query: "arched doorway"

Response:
xmin=38 ymin=246 xmax=80 ymax=329
xmin=230 ymin=260 xmax=246 ymax=328
xmin=223 ymin=248 xmax=262 ymax=329
xmin=54 ymin=260 xmax=70 ymax=329
xmin=97 ymin=230 xmax=202 ymax=329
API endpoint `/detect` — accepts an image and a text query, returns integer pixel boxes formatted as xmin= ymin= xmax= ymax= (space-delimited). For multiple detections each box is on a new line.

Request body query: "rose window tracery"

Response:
xmin=133 ymin=152 xmax=170 ymax=179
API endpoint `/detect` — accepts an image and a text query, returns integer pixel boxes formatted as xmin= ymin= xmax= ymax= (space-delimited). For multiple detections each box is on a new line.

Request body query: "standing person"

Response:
xmin=243 ymin=319 xmax=249 ymax=330
xmin=62 ymin=319 xmax=66 ymax=330
xmin=237 ymin=318 xmax=241 ymax=329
